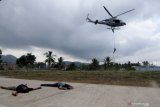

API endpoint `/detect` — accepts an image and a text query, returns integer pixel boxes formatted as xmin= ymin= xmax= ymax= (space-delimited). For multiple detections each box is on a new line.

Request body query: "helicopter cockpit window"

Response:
xmin=114 ymin=20 xmax=120 ymax=23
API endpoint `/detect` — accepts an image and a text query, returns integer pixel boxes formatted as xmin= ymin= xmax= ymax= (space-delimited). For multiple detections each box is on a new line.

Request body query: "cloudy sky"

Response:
xmin=0 ymin=0 xmax=160 ymax=64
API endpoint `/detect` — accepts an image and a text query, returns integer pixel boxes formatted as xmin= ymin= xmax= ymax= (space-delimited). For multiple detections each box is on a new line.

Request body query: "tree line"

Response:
xmin=0 ymin=49 xmax=150 ymax=71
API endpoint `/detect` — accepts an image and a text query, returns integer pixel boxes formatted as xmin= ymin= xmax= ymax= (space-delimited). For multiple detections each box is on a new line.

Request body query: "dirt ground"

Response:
xmin=0 ymin=77 xmax=159 ymax=107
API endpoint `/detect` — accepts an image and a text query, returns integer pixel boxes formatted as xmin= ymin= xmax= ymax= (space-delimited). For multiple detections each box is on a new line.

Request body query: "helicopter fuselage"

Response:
xmin=96 ymin=18 xmax=126 ymax=27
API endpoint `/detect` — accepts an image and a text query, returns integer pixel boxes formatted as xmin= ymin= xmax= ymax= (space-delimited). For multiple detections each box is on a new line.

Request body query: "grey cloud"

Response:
xmin=0 ymin=0 xmax=160 ymax=61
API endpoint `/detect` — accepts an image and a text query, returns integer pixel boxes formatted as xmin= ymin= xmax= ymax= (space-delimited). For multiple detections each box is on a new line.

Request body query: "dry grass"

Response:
xmin=0 ymin=70 xmax=160 ymax=87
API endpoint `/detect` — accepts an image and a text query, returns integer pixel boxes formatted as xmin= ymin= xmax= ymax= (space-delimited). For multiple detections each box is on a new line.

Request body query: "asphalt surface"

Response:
xmin=0 ymin=77 xmax=159 ymax=107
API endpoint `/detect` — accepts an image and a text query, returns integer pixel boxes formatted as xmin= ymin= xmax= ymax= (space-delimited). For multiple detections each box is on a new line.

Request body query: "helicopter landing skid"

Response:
xmin=107 ymin=27 xmax=120 ymax=33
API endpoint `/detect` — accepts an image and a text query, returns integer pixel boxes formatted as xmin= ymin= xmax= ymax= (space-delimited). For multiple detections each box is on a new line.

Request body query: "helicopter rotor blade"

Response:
xmin=103 ymin=6 xmax=114 ymax=18
xmin=115 ymin=9 xmax=135 ymax=17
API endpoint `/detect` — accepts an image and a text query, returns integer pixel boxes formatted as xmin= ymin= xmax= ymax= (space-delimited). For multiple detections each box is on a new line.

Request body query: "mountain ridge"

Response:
xmin=1 ymin=55 xmax=17 ymax=64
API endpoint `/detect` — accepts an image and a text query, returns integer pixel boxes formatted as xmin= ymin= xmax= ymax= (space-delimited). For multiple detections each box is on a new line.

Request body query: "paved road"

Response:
xmin=0 ymin=77 xmax=159 ymax=107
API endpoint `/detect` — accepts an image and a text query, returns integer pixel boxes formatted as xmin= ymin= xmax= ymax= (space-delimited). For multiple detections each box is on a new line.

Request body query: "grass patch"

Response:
xmin=0 ymin=70 xmax=160 ymax=87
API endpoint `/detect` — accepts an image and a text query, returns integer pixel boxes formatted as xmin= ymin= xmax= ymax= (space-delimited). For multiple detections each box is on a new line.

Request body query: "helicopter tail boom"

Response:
xmin=86 ymin=14 xmax=93 ymax=22
xmin=86 ymin=14 xmax=99 ymax=25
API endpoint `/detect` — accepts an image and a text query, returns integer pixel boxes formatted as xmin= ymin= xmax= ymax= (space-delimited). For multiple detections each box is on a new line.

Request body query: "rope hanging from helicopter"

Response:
xmin=112 ymin=30 xmax=116 ymax=63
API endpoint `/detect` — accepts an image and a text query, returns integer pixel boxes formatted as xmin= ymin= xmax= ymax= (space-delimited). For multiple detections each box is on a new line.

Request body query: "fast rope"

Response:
xmin=112 ymin=32 xmax=116 ymax=63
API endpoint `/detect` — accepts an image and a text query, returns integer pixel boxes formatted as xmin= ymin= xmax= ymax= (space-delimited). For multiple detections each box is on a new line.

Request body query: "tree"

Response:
xmin=121 ymin=61 xmax=135 ymax=71
xmin=90 ymin=58 xmax=100 ymax=70
xmin=114 ymin=63 xmax=121 ymax=70
xmin=16 ymin=55 xmax=27 ymax=67
xmin=26 ymin=53 xmax=36 ymax=67
xmin=57 ymin=57 xmax=64 ymax=70
xmin=142 ymin=61 xmax=149 ymax=66
xmin=16 ymin=53 xmax=36 ymax=68
xmin=131 ymin=62 xmax=141 ymax=66
xmin=0 ymin=49 xmax=2 ymax=70
xmin=103 ymin=57 xmax=111 ymax=70
xmin=127 ymin=61 xmax=132 ymax=70
xmin=67 ymin=62 xmax=77 ymax=71
xmin=44 ymin=51 xmax=56 ymax=68
xmin=0 ymin=49 xmax=2 ymax=64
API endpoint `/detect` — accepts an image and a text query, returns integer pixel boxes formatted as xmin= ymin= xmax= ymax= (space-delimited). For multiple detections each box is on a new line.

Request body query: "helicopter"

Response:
xmin=87 ymin=6 xmax=134 ymax=33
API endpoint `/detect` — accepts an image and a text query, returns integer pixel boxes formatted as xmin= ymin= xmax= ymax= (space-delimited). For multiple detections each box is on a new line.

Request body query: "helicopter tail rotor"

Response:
xmin=86 ymin=14 xmax=89 ymax=20
xmin=86 ymin=13 xmax=92 ymax=22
